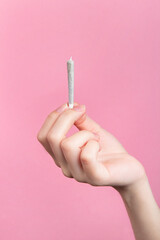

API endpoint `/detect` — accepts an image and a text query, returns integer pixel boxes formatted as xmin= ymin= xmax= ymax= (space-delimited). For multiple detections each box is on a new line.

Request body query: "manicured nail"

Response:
xmin=73 ymin=104 xmax=85 ymax=112
xmin=56 ymin=103 xmax=68 ymax=113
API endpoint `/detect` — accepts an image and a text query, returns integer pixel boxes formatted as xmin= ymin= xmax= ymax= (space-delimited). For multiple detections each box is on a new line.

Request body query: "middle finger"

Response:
xmin=47 ymin=104 xmax=86 ymax=171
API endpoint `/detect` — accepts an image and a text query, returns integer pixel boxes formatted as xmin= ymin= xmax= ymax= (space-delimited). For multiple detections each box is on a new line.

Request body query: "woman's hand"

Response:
xmin=37 ymin=102 xmax=160 ymax=240
xmin=37 ymin=103 xmax=145 ymax=188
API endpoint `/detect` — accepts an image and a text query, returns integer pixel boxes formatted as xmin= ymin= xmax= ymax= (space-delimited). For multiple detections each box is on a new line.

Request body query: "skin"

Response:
xmin=37 ymin=102 xmax=160 ymax=240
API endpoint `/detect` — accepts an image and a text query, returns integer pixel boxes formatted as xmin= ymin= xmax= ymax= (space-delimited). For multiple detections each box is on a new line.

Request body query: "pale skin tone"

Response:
xmin=37 ymin=102 xmax=160 ymax=240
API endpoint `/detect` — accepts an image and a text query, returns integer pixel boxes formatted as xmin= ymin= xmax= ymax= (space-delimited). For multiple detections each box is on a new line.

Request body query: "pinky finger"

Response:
xmin=80 ymin=140 xmax=109 ymax=186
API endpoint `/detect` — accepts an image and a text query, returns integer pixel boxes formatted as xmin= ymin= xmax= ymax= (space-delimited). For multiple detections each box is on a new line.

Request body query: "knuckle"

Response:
xmin=89 ymin=181 xmax=98 ymax=186
xmin=86 ymin=176 xmax=98 ymax=186
xmin=81 ymin=157 xmax=89 ymax=165
xmin=46 ymin=132 xmax=58 ymax=144
xmin=61 ymin=168 xmax=73 ymax=178
xmin=81 ymin=153 xmax=92 ymax=165
xmin=60 ymin=139 xmax=72 ymax=151
xmin=54 ymin=161 xmax=61 ymax=168
xmin=88 ymin=173 xmax=102 ymax=186
xmin=37 ymin=131 xmax=44 ymax=143
xmin=74 ymin=176 xmax=85 ymax=183
xmin=73 ymin=174 xmax=81 ymax=182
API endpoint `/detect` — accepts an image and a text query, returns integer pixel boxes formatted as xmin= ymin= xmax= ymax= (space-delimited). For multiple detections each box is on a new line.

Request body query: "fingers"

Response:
xmin=46 ymin=104 xmax=86 ymax=171
xmin=48 ymin=105 xmax=86 ymax=139
xmin=37 ymin=103 xmax=69 ymax=166
xmin=37 ymin=103 xmax=67 ymax=143
xmin=74 ymin=114 xmax=102 ymax=135
xmin=61 ymin=130 xmax=100 ymax=182
xmin=80 ymin=140 xmax=109 ymax=186
xmin=37 ymin=102 xmax=106 ymax=185
xmin=37 ymin=103 xmax=80 ymax=163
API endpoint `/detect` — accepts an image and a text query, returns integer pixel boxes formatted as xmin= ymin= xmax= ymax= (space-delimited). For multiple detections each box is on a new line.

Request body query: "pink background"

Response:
xmin=0 ymin=0 xmax=160 ymax=239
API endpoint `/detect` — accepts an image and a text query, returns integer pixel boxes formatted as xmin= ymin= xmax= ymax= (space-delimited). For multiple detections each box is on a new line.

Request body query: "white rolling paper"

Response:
xmin=67 ymin=57 xmax=74 ymax=108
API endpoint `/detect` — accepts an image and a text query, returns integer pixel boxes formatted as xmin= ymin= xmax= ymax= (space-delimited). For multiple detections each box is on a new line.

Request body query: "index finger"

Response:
xmin=37 ymin=102 xmax=79 ymax=143
xmin=37 ymin=103 xmax=68 ymax=144
xmin=47 ymin=104 xmax=86 ymax=141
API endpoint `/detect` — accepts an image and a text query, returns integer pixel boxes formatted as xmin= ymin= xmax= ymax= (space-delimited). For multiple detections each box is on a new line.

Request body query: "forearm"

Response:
xmin=117 ymin=174 xmax=160 ymax=240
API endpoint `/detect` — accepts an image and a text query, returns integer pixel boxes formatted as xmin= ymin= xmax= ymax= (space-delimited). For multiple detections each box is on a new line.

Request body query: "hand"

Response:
xmin=37 ymin=103 xmax=145 ymax=188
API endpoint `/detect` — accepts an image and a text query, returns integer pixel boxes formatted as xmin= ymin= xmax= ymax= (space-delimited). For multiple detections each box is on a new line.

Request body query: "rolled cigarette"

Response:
xmin=67 ymin=56 xmax=74 ymax=108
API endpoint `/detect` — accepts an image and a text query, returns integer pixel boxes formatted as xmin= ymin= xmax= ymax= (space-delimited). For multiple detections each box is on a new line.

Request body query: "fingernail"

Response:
xmin=73 ymin=104 xmax=85 ymax=112
xmin=56 ymin=103 xmax=68 ymax=113
xmin=67 ymin=102 xmax=79 ymax=108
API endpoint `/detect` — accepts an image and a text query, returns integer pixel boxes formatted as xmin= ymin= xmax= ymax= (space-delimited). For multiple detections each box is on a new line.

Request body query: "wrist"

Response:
xmin=115 ymin=172 xmax=149 ymax=203
xmin=115 ymin=171 xmax=160 ymax=240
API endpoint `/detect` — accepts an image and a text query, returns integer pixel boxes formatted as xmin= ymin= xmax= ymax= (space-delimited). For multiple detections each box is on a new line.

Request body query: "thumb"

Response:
xmin=74 ymin=113 xmax=101 ymax=134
